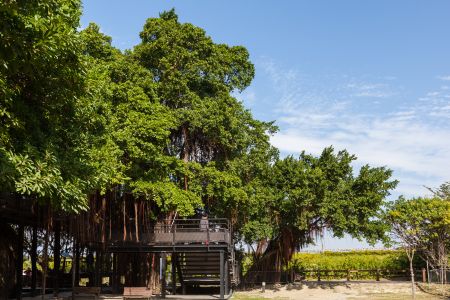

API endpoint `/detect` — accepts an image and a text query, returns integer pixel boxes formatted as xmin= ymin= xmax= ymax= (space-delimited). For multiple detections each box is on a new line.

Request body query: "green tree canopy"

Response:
xmin=244 ymin=147 xmax=397 ymax=272
xmin=385 ymin=197 xmax=450 ymax=270
xmin=74 ymin=11 xmax=278 ymax=219
xmin=1 ymin=4 xmax=399 ymax=274
xmin=0 ymin=0 xmax=92 ymax=211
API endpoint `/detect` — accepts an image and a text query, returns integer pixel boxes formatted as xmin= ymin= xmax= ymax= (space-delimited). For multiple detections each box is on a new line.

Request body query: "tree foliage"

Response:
xmin=244 ymin=147 xmax=397 ymax=272
xmin=385 ymin=197 xmax=450 ymax=270
xmin=0 ymin=0 xmax=91 ymax=211
xmin=1 ymin=2 xmax=399 ymax=277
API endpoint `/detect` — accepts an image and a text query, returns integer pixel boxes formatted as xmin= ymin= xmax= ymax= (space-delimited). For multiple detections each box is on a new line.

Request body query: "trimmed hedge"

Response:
xmin=288 ymin=250 xmax=425 ymax=272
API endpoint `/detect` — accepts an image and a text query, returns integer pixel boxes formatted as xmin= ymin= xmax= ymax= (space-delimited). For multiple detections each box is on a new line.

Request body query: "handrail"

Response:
xmin=153 ymin=218 xmax=231 ymax=245
xmin=86 ymin=218 xmax=232 ymax=246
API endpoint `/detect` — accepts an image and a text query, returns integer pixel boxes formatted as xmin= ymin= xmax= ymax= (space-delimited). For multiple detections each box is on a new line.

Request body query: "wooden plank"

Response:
xmin=182 ymin=266 xmax=220 ymax=270
xmin=183 ymin=278 xmax=221 ymax=284
xmin=123 ymin=286 xmax=152 ymax=296
xmin=182 ymin=271 xmax=220 ymax=275
xmin=181 ymin=265 xmax=221 ymax=269
xmin=73 ymin=286 xmax=101 ymax=296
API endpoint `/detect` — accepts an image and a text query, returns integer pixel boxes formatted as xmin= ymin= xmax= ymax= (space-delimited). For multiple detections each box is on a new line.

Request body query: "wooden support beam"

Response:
xmin=95 ymin=250 xmax=101 ymax=286
xmin=175 ymin=254 xmax=185 ymax=295
xmin=171 ymin=253 xmax=177 ymax=295
xmin=31 ymin=224 xmax=37 ymax=296
xmin=161 ymin=253 xmax=166 ymax=299
xmin=53 ymin=220 xmax=61 ymax=296
xmin=220 ymin=251 xmax=224 ymax=300
xmin=16 ymin=223 xmax=24 ymax=300
xmin=72 ymin=237 xmax=77 ymax=299
xmin=75 ymin=241 xmax=80 ymax=287
xmin=224 ymin=253 xmax=229 ymax=296
xmin=112 ymin=253 xmax=118 ymax=293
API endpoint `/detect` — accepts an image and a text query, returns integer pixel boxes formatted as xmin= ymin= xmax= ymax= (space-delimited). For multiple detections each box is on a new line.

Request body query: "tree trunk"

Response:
xmin=15 ymin=224 xmax=24 ymax=300
xmin=53 ymin=221 xmax=61 ymax=296
xmin=182 ymin=125 xmax=190 ymax=191
xmin=146 ymin=251 xmax=161 ymax=294
xmin=41 ymin=228 xmax=49 ymax=299
xmin=31 ymin=225 xmax=37 ymax=295
xmin=0 ymin=222 xmax=17 ymax=299
xmin=134 ymin=201 xmax=139 ymax=242
xmin=406 ymin=248 xmax=416 ymax=300
xmin=245 ymin=227 xmax=299 ymax=283
xmin=123 ymin=197 xmax=127 ymax=241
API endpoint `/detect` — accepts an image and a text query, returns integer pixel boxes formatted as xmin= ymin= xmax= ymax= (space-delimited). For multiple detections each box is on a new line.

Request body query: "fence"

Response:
xmin=428 ymin=268 xmax=449 ymax=284
xmin=243 ymin=269 xmax=428 ymax=285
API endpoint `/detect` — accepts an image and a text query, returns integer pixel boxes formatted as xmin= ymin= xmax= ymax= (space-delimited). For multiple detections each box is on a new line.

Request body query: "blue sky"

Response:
xmin=81 ymin=1 xmax=450 ymax=249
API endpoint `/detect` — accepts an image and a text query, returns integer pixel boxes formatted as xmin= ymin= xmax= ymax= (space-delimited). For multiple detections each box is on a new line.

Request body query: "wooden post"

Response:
xmin=347 ymin=270 xmax=350 ymax=281
xmin=161 ymin=253 xmax=166 ymax=298
xmin=317 ymin=269 xmax=321 ymax=282
xmin=31 ymin=224 xmax=38 ymax=296
xmin=72 ymin=237 xmax=77 ymax=300
xmin=53 ymin=221 xmax=61 ymax=296
xmin=75 ymin=241 xmax=80 ymax=287
xmin=422 ymin=268 xmax=426 ymax=283
xmin=224 ymin=253 xmax=229 ymax=296
xmin=171 ymin=254 xmax=177 ymax=295
xmin=42 ymin=224 xmax=49 ymax=299
xmin=175 ymin=254 xmax=185 ymax=295
xmin=376 ymin=269 xmax=380 ymax=281
xmin=16 ymin=223 xmax=24 ymax=300
xmin=220 ymin=251 xmax=224 ymax=299
xmin=112 ymin=253 xmax=118 ymax=293
xmin=95 ymin=250 xmax=101 ymax=286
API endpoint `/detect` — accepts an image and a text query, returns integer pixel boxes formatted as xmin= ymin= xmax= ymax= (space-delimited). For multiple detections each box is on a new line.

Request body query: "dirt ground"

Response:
xmin=232 ymin=282 xmax=448 ymax=300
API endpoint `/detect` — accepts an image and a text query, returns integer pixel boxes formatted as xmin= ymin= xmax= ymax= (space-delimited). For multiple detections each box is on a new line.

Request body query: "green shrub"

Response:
xmin=286 ymin=250 xmax=426 ymax=279
xmin=289 ymin=250 xmax=410 ymax=271
xmin=243 ymin=250 xmax=426 ymax=280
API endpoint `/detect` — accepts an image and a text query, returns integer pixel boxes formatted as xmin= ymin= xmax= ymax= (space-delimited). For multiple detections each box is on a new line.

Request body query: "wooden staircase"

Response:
xmin=175 ymin=251 xmax=233 ymax=294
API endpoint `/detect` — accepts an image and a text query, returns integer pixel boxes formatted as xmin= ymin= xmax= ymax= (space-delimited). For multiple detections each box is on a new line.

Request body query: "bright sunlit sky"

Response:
xmin=81 ymin=1 xmax=450 ymax=250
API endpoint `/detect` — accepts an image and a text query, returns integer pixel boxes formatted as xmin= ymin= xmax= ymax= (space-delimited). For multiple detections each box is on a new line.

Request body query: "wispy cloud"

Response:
xmin=256 ymin=58 xmax=450 ymax=198
xmin=346 ymin=83 xmax=395 ymax=98
xmin=437 ymin=75 xmax=450 ymax=81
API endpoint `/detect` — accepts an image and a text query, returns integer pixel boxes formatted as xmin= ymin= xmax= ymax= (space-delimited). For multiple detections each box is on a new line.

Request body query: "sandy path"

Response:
xmin=234 ymin=282 xmax=445 ymax=299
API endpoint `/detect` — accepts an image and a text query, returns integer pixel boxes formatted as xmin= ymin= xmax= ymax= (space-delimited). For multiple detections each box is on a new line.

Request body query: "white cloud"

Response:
xmin=346 ymin=83 xmax=394 ymax=98
xmin=437 ymin=75 xmax=450 ymax=81
xmin=257 ymin=59 xmax=450 ymax=198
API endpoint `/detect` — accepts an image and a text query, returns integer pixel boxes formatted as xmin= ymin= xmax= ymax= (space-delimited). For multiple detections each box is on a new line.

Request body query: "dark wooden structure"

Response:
xmin=99 ymin=218 xmax=233 ymax=299
xmin=0 ymin=192 xmax=234 ymax=299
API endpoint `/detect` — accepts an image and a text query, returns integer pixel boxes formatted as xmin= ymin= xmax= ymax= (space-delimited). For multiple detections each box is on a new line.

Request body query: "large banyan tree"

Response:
xmin=0 ymin=0 xmax=398 ymax=293
xmin=78 ymin=9 xmax=277 ymax=225
xmin=242 ymin=148 xmax=398 ymax=279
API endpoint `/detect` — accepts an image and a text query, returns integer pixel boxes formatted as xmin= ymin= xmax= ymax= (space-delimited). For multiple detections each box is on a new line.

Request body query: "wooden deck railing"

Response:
xmin=154 ymin=218 xmax=231 ymax=245
xmin=102 ymin=218 xmax=231 ymax=247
